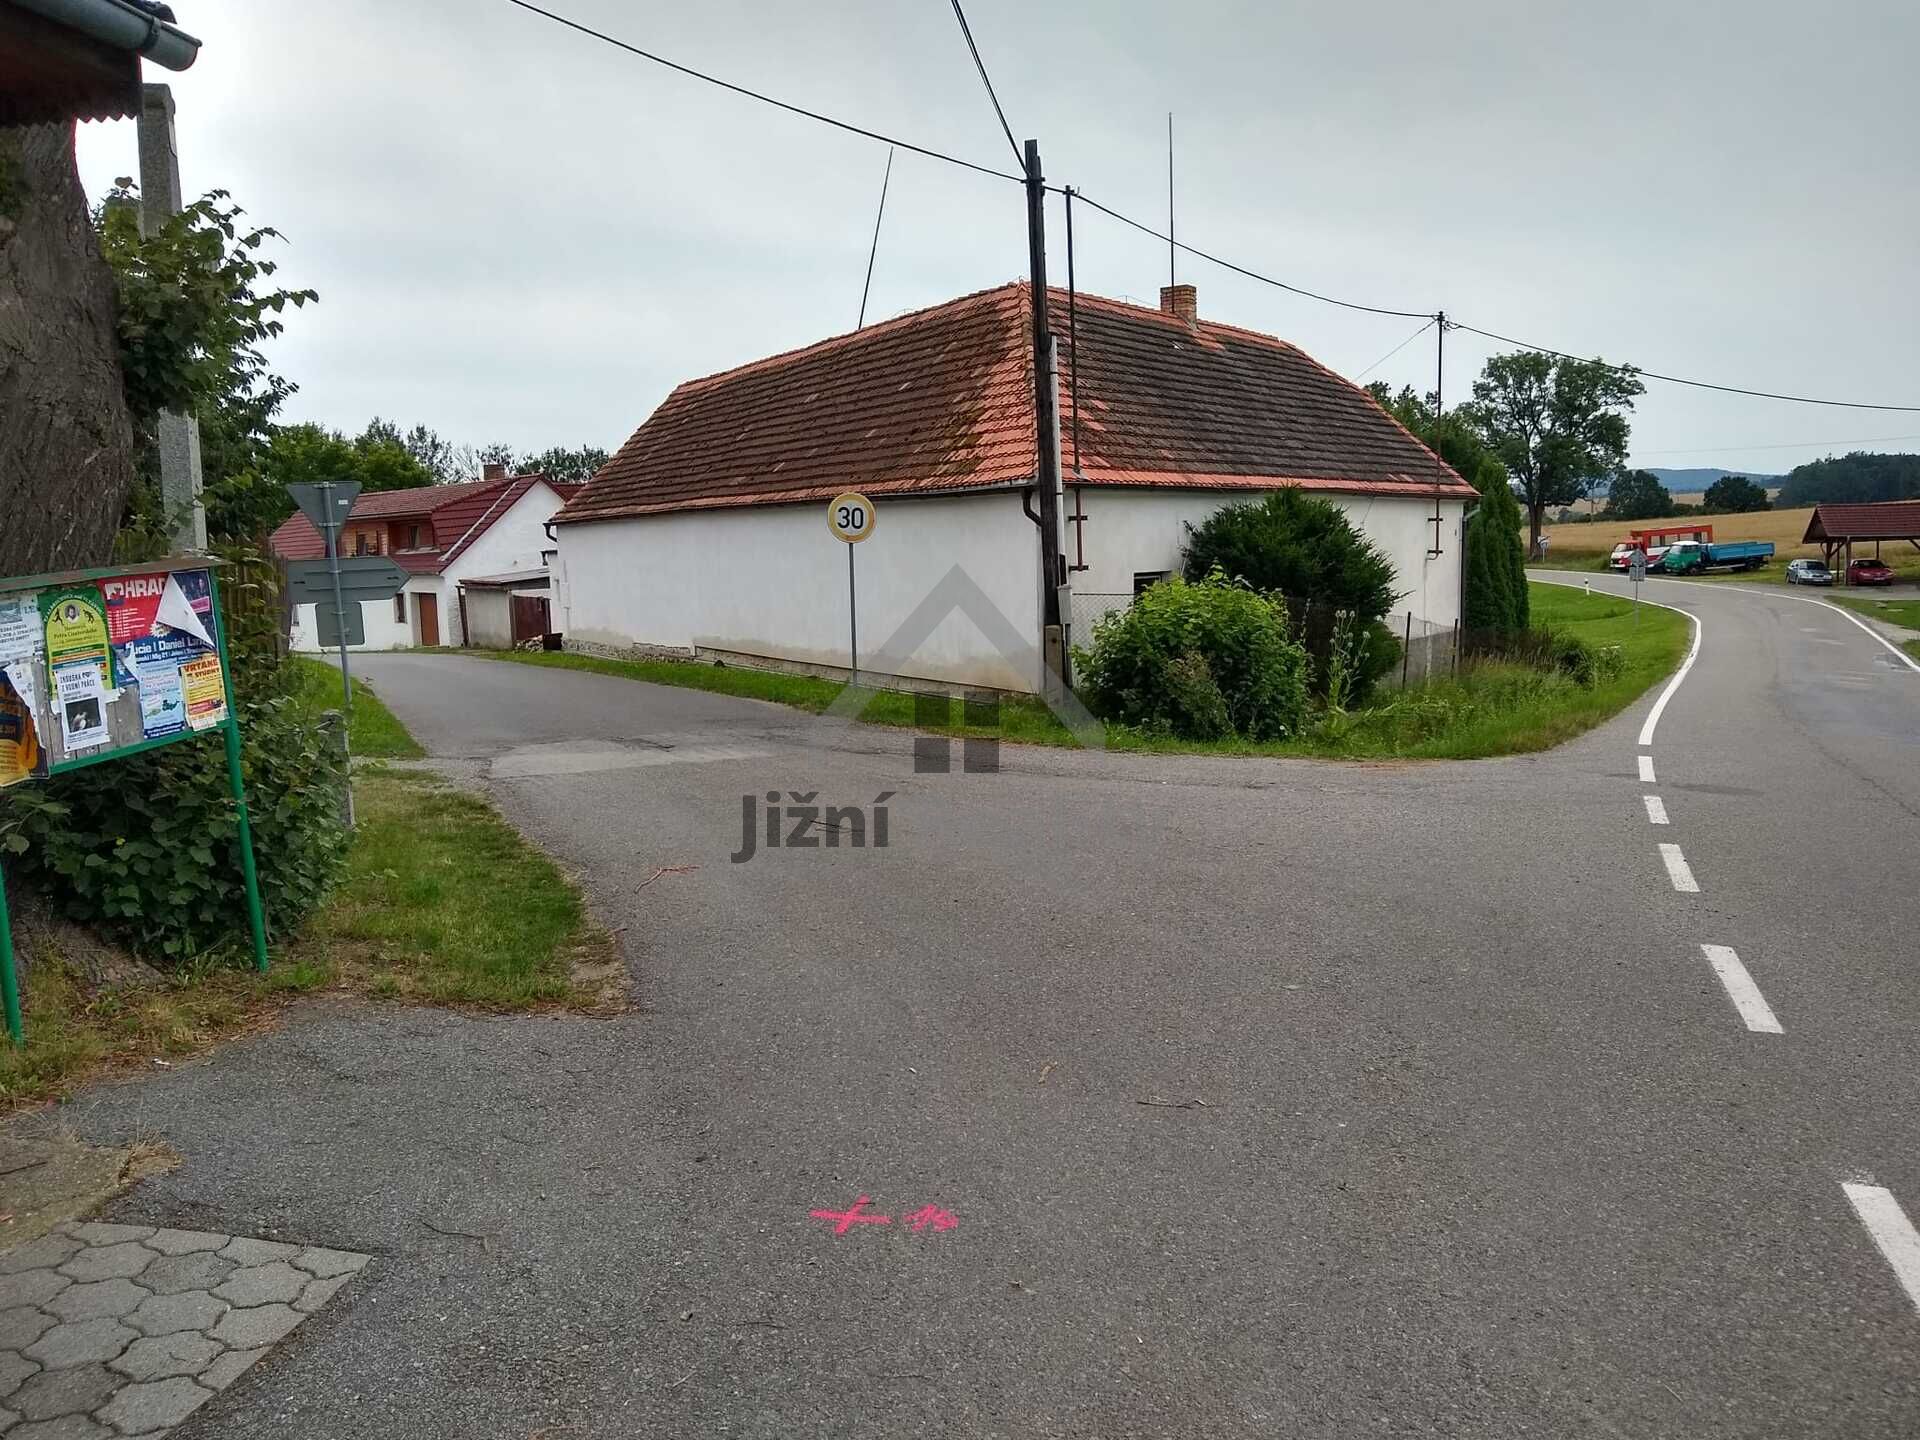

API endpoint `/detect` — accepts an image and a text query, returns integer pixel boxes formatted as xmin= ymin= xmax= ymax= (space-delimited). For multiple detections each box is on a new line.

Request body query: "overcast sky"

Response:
xmin=77 ymin=0 xmax=1920 ymax=476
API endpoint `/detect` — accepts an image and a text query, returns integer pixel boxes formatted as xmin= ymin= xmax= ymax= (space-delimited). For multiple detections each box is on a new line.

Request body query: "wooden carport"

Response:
xmin=1803 ymin=500 xmax=1920 ymax=582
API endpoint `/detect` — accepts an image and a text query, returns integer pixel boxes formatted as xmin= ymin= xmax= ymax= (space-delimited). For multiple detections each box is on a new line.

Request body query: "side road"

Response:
xmin=17 ymin=582 xmax=1913 ymax=1437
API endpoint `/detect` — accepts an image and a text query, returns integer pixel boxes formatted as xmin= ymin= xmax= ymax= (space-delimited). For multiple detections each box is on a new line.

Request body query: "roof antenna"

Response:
xmin=1166 ymin=112 xmax=1175 ymax=288
xmin=856 ymin=147 xmax=894 ymax=329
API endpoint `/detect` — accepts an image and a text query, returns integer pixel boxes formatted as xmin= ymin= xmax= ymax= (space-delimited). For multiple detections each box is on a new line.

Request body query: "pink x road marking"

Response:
xmin=810 ymin=1195 xmax=891 ymax=1235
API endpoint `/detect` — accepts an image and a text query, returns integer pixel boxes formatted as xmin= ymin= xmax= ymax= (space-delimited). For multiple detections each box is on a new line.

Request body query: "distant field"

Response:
xmin=1543 ymin=507 xmax=1819 ymax=559
xmin=1537 ymin=505 xmax=1920 ymax=584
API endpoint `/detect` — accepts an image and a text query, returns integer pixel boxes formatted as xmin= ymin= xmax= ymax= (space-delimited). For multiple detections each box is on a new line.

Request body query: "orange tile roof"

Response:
xmin=558 ymin=283 xmax=1470 ymax=526
xmin=1803 ymin=500 xmax=1920 ymax=543
xmin=268 ymin=475 xmax=579 ymax=572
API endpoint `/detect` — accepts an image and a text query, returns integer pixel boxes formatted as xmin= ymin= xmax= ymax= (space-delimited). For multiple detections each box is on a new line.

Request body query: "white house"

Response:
xmin=552 ymin=283 xmax=1476 ymax=693
xmin=270 ymin=468 xmax=580 ymax=651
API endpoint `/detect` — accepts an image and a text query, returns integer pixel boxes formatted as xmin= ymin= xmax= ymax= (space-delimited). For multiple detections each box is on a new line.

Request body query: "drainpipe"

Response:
xmin=13 ymin=0 xmax=202 ymax=69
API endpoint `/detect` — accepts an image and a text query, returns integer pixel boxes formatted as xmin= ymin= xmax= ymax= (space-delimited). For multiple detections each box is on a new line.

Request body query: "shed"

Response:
xmin=1802 ymin=501 xmax=1920 ymax=574
xmin=456 ymin=570 xmax=553 ymax=650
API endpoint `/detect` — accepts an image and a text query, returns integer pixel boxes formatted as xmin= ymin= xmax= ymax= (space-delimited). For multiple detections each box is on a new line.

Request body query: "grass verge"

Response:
xmin=471 ymin=582 xmax=1688 ymax=762
xmin=286 ymin=654 xmax=425 ymax=758
xmin=0 ymin=750 xmax=614 ymax=1110
xmin=1821 ymin=593 xmax=1920 ymax=632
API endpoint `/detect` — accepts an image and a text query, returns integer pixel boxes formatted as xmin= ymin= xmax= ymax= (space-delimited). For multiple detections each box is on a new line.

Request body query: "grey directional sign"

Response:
xmin=284 ymin=557 xmax=408 ymax=605
xmin=287 ymin=481 xmax=360 ymax=539
xmin=314 ymin=601 xmax=365 ymax=649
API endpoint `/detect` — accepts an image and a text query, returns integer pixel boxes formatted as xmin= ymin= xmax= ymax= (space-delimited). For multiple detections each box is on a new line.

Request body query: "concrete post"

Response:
xmin=137 ymin=84 xmax=208 ymax=554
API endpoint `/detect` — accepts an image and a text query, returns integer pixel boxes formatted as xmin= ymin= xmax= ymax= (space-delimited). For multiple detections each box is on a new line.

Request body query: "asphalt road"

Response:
xmin=49 ymin=575 xmax=1920 ymax=1438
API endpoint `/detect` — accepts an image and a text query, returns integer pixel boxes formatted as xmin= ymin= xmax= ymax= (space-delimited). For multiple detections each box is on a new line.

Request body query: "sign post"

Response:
xmin=0 ymin=559 xmax=271 ymax=1045
xmin=828 ymin=492 xmax=877 ymax=686
xmin=1628 ymin=547 xmax=1647 ymax=623
xmin=285 ymin=480 xmax=361 ymax=719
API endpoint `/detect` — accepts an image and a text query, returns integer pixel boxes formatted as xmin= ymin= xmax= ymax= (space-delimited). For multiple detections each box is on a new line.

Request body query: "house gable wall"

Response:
xmin=555 ymin=491 xmax=1042 ymax=691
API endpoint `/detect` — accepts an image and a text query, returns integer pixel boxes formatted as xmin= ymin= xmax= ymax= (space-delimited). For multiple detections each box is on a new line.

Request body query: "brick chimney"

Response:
xmin=482 ymin=462 xmax=507 ymax=482
xmin=1160 ymin=284 xmax=1197 ymax=325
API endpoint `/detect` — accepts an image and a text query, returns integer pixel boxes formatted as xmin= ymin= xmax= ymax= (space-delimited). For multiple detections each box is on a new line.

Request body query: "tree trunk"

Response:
xmin=1526 ymin=502 xmax=1545 ymax=559
xmin=0 ymin=124 xmax=134 ymax=579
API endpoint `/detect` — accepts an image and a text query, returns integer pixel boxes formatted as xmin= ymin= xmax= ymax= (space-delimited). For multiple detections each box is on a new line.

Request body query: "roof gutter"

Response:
xmin=13 ymin=0 xmax=201 ymax=70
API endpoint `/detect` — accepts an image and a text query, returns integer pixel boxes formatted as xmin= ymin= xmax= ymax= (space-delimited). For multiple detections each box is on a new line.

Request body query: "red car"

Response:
xmin=1846 ymin=558 xmax=1895 ymax=586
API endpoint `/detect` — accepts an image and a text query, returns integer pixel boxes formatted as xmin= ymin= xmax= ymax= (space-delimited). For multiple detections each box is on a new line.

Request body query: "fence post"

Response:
xmin=1451 ymin=620 xmax=1460 ymax=676
xmin=1402 ymin=611 xmax=1412 ymax=688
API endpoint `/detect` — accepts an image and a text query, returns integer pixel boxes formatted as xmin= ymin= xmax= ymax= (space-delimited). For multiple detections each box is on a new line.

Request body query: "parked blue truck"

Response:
xmin=1655 ymin=539 xmax=1775 ymax=574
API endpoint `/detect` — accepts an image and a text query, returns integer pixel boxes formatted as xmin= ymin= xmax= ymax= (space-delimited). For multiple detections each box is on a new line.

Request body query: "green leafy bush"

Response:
xmin=4 ymin=695 xmax=347 ymax=961
xmin=1183 ymin=490 xmax=1399 ymax=622
xmin=1076 ymin=575 xmax=1309 ymax=740
xmin=1547 ymin=632 xmax=1626 ymax=687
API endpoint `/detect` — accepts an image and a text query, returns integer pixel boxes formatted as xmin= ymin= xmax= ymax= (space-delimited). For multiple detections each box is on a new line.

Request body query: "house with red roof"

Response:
xmin=552 ymin=282 xmax=1475 ymax=693
xmin=268 ymin=466 xmax=580 ymax=651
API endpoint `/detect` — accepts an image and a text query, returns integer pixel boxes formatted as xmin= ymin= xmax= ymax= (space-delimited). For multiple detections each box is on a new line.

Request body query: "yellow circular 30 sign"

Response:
xmin=828 ymin=492 xmax=876 ymax=543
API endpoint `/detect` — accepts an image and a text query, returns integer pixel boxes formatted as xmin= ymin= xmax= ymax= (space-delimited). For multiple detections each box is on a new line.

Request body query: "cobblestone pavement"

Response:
xmin=0 ymin=1221 xmax=368 ymax=1437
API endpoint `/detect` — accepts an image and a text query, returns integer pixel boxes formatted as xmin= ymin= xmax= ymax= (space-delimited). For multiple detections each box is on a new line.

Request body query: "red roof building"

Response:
xmin=560 ymin=282 xmax=1469 ymax=526
xmin=271 ymin=468 xmax=581 ymax=652
xmin=552 ymin=284 xmax=1473 ymax=693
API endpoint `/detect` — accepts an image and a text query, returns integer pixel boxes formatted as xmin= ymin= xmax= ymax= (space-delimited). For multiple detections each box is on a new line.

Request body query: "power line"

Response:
xmin=1449 ymin=321 xmax=1920 ymax=414
xmin=502 ymin=0 xmax=1920 ymax=415
xmin=856 ymin=148 xmax=894 ymax=329
xmin=1633 ymin=433 xmax=1920 ymax=458
xmin=500 ymin=0 xmax=1025 ymax=185
xmin=1069 ymin=190 xmax=1435 ymax=319
xmin=1354 ymin=318 xmax=1436 ymax=382
xmin=947 ymin=0 xmax=1022 ymax=168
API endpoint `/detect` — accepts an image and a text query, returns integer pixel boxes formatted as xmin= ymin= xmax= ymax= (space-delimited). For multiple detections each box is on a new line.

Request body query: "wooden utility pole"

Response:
xmin=137 ymin=84 xmax=206 ymax=553
xmin=1023 ymin=138 xmax=1068 ymax=692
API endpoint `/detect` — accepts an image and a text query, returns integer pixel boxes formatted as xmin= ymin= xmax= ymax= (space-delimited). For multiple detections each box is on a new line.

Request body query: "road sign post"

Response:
xmin=828 ymin=492 xmax=877 ymax=687
xmin=285 ymin=480 xmax=379 ymax=829
xmin=1629 ymin=548 xmax=1647 ymax=622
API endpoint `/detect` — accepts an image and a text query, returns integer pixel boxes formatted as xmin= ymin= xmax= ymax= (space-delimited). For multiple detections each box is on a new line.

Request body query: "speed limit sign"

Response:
xmin=828 ymin=492 xmax=876 ymax=544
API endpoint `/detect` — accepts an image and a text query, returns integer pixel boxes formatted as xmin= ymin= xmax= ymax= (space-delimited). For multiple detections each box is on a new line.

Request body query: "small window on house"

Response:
xmin=394 ymin=593 xmax=407 ymax=624
xmin=1132 ymin=571 xmax=1171 ymax=596
xmin=407 ymin=524 xmax=423 ymax=549
xmin=355 ymin=532 xmax=376 ymax=557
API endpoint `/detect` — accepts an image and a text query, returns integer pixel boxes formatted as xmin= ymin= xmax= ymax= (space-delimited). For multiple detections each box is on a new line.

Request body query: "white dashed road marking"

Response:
xmin=1843 ymin=1183 xmax=1920 ymax=1313
xmin=1643 ymin=795 xmax=1669 ymax=825
xmin=1637 ymin=608 xmax=1703 ymax=747
xmin=1699 ymin=944 xmax=1781 ymax=1033
xmin=1638 ymin=754 xmax=1656 ymax=783
xmin=1659 ymin=844 xmax=1699 ymax=893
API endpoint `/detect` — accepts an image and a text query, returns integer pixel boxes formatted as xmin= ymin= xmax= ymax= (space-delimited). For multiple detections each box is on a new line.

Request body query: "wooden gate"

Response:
xmin=510 ymin=594 xmax=550 ymax=646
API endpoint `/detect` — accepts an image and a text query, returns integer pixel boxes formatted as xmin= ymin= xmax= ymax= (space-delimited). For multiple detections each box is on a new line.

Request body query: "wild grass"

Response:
xmin=473 ymin=583 xmax=1687 ymax=763
xmin=285 ymin=654 xmax=425 ymax=758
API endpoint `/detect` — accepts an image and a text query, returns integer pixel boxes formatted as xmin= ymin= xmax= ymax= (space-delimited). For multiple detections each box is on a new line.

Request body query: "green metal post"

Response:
xmin=0 ymin=860 xmax=21 ymax=1045
xmin=207 ymin=571 xmax=270 ymax=973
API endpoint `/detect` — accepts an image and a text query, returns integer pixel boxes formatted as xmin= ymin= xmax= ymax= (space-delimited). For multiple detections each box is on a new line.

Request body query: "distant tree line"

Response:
xmin=1776 ymin=452 xmax=1920 ymax=508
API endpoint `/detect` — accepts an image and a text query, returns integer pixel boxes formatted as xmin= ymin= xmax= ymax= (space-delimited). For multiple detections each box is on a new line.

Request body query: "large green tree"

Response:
xmin=1461 ymin=352 xmax=1644 ymax=553
xmin=523 ymin=445 xmax=611 ymax=486
xmin=1603 ymin=469 xmax=1675 ymax=521
xmin=94 ymin=185 xmax=315 ymax=551
xmin=1366 ymin=383 xmax=1508 ymax=494
xmin=1701 ymin=474 xmax=1770 ymax=514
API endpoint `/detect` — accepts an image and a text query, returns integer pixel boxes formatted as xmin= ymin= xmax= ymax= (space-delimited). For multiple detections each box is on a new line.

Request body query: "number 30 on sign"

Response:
xmin=828 ymin=492 xmax=876 ymax=543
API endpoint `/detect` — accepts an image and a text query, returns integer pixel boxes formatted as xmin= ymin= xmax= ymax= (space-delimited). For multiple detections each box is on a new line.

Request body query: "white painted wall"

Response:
xmin=1068 ymin=487 xmax=1465 ymax=632
xmin=287 ymin=482 xmax=570 ymax=653
xmin=289 ymin=577 xmax=442 ymax=653
xmin=556 ymin=491 xmax=1044 ymax=691
xmin=440 ymin=482 xmax=571 ymax=648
